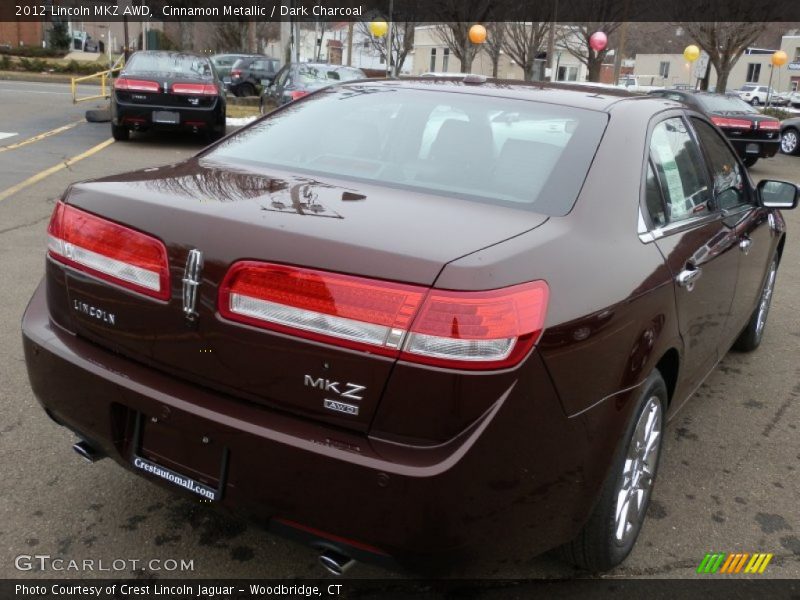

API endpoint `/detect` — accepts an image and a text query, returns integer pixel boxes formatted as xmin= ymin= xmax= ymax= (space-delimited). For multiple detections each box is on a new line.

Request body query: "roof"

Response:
xmin=354 ymin=77 xmax=641 ymax=112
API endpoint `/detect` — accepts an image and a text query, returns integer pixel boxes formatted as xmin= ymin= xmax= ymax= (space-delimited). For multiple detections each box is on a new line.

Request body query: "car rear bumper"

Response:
xmin=112 ymin=99 xmax=222 ymax=130
xmin=22 ymin=279 xmax=623 ymax=570
xmin=729 ymin=138 xmax=780 ymax=159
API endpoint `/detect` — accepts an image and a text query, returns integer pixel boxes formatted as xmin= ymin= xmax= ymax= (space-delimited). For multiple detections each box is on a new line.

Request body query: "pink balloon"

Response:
xmin=589 ymin=31 xmax=608 ymax=52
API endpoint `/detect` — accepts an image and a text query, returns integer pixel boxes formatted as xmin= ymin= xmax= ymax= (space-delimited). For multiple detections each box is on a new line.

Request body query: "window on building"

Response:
xmin=429 ymin=48 xmax=437 ymax=72
xmin=443 ymin=48 xmax=450 ymax=72
xmin=659 ymin=61 xmax=670 ymax=79
xmin=795 ymin=47 xmax=800 ymax=61
xmin=557 ymin=65 xmax=578 ymax=81
xmin=746 ymin=63 xmax=761 ymax=83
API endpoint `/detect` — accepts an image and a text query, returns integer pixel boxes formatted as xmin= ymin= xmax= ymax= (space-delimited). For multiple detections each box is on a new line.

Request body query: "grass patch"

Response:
xmin=227 ymin=104 xmax=262 ymax=119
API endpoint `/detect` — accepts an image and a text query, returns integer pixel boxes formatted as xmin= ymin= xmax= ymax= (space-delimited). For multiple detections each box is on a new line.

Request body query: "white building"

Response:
xmin=633 ymin=32 xmax=800 ymax=92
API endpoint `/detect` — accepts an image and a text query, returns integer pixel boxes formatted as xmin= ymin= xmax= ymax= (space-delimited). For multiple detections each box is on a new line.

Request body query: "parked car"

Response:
xmin=648 ymin=89 xmax=781 ymax=166
xmin=210 ymin=53 xmax=258 ymax=83
xmin=780 ymin=116 xmax=800 ymax=155
xmin=110 ymin=51 xmax=226 ymax=142
xmin=227 ymin=55 xmax=280 ymax=97
xmin=737 ymin=84 xmax=778 ymax=106
xmin=23 ymin=80 xmax=797 ymax=575
xmin=261 ymin=63 xmax=365 ymax=110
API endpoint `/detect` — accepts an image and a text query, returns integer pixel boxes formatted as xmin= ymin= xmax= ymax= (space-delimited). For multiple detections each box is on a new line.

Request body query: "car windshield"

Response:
xmin=294 ymin=65 xmax=364 ymax=83
xmin=206 ymin=86 xmax=608 ymax=215
xmin=696 ymin=94 xmax=757 ymax=114
xmin=126 ymin=53 xmax=212 ymax=78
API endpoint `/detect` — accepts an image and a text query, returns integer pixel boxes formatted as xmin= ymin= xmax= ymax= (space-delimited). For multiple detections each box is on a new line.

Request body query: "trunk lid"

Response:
xmin=58 ymin=158 xmax=548 ymax=431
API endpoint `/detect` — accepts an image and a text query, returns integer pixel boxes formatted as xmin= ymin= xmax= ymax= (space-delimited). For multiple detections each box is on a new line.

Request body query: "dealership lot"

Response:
xmin=0 ymin=79 xmax=798 ymax=579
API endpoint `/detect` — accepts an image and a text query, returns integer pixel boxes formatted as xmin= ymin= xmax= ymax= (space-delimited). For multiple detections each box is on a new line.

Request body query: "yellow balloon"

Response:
xmin=369 ymin=20 xmax=388 ymax=38
xmin=772 ymin=50 xmax=788 ymax=66
xmin=683 ymin=45 xmax=701 ymax=62
xmin=469 ymin=24 xmax=487 ymax=44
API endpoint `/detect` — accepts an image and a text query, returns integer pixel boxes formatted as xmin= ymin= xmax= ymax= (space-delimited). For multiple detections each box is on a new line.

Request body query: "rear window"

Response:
xmin=206 ymin=86 xmax=607 ymax=215
xmin=696 ymin=94 xmax=756 ymax=113
xmin=126 ymin=53 xmax=212 ymax=79
xmin=294 ymin=65 xmax=365 ymax=83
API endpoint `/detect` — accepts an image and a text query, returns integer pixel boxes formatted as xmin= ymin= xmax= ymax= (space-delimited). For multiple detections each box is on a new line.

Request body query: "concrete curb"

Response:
xmin=0 ymin=71 xmax=100 ymax=85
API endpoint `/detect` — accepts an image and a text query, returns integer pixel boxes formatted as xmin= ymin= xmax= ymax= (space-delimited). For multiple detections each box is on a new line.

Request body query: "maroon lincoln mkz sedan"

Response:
xmin=22 ymin=79 xmax=798 ymax=574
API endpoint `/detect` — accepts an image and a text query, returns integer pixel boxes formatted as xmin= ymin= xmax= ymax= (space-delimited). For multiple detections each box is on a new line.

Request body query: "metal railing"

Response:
xmin=70 ymin=55 xmax=125 ymax=104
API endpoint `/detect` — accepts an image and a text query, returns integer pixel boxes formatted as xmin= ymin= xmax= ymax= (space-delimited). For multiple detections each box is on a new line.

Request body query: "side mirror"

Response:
xmin=758 ymin=180 xmax=799 ymax=209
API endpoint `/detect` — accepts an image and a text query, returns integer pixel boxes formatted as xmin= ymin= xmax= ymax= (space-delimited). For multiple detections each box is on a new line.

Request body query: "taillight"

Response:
xmin=757 ymin=120 xmax=780 ymax=130
xmin=219 ymin=262 xmax=548 ymax=369
xmin=47 ymin=202 xmax=170 ymax=300
xmin=290 ymin=90 xmax=309 ymax=101
xmin=114 ymin=78 xmax=159 ymax=92
xmin=711 ymin=116 xmax=753 ymax=129
xmin=231 ymin=69 xmax=242 ymax=78
xmin=171 ymin=83 xmax=218 ymax=95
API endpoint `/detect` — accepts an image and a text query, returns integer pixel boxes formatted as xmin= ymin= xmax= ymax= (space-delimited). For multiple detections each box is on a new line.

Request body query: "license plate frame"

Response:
xmin=152 ymin=110 xmax=180 ymax=125
xmin=130 ymin=412 xmax=228 ymax=502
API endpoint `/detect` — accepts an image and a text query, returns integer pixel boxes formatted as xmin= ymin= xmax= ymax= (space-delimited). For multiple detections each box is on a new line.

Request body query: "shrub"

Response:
xmin=0 ymin=55 xmax=10 ymax=71
xmin=761 ymin=107 xmax=792 ymax=121
xmin=0 ymin=46 xmax=67 ymax=58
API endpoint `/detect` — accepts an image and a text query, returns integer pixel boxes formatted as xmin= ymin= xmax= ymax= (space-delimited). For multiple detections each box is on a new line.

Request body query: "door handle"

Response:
xmin=739 ymin=237 xmax=752 ymax=255
xmin=676 ymin=266 xmax=702 ymax=291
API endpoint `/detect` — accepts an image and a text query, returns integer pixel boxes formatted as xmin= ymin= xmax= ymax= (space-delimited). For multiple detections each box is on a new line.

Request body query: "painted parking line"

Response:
xmin=0 ymin=138 xmax=114 ymax=203
xmin=0 ymin=120 xmax=83 ymax=153
xmin=0 ymin=132 xmax=18 ymax=140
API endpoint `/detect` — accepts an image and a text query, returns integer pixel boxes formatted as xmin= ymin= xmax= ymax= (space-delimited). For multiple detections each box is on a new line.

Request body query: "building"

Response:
xmin=633 ymin=32 xmax=800 ymax=92
xmin=0 ymin=20 xmax=45 ymax=49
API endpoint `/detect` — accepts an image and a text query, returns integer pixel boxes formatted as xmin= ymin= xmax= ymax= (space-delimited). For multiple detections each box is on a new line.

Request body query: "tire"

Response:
xmin=205 ymin=124 xmax=226 ymax=143
xmin=742 ymin=156 xmax=758 ymax=167
xmin=781 ymin=127 xmax=800 ymax=155
xmin=733 ymin=255 xmax=778 ymax=352
xmin=559 ymin=370 xmax=667 ymax=572
xmin=111 ymin=123 xmax=129 ymax=141
xmin=238 ymin=83 xmax=256 ymax=98
xmin=751 ymin=97 xmax=760 ymax=106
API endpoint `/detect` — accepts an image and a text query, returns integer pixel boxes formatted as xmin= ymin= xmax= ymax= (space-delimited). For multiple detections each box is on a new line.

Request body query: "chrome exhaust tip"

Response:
xmin=319 ymin=549 xmax=355 ymax=576
xmin=73 ymin=440 xmax=104 ymax=464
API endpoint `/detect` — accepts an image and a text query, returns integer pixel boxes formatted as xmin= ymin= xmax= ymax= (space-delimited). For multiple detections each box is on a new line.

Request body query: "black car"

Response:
xmin=648 ymin=90 xmax=780 ymax=167
xmin=111 ymin=51 xmax=226 ymax=142
xmin=262 ymin=63 xmax=366 ymax=110
xmin=227 ymin=55 xmax=280 ymax=97
xmin=210 ymin=53 xmax=259 ymax=82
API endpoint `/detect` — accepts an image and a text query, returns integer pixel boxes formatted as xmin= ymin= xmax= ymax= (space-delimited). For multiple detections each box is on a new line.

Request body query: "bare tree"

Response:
xmin=355 ymin=21 xmax=416 ymax=76
xmin=483 ymin=23 xmax=505 ymax=78
xmin=679 ymin=22 xmax=767 ymax=92
xmin=431 ymin=0 xmax=494 ymax=73
xmin=213 ymin=21 xmax=278 ymax=53
xmin=502 ymin=22 xmax=551 ymax=81
xmin=559 ymin=22 xmax=624 ymax=82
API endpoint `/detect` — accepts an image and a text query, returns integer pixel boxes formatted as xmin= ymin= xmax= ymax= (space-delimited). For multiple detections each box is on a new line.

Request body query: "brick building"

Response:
xmin=0 ymin=20 xmax=45 ymax=49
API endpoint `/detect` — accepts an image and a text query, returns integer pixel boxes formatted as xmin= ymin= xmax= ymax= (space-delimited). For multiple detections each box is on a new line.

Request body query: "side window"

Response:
xmin=691 ymin=118 xmax=749 ymax=210
xmin=649 ymin=118 xmax=711 ymax=223
xmin=645 ymin=161 xmax=667 ymax=227
xmin=275 ymin=68 xmax=289 ymax=88
xmin=251 ymin=60 xmax=265 ymax=71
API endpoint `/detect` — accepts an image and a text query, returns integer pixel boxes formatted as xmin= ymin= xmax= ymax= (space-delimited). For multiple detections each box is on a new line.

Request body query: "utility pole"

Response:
xmin=346 ymin=22 xmax=353 ymax=66
xmin=386 ymin=0 xmax=394 ymax=77
xmin=546 ymin=0 xmax=558 ymax=81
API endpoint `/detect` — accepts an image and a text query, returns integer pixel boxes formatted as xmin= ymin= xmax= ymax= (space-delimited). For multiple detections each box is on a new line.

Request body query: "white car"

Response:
xmin=737 ymin=85 xmax=777 ymax=106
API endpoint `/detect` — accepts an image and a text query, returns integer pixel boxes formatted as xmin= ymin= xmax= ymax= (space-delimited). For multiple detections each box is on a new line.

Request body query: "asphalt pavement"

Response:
xmin=0 ymin=79 xmax=798 ymax=580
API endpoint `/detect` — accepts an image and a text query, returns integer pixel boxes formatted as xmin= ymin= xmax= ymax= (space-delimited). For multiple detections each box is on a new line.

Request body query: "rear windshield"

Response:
xmin=294 ymin=65 xmax=365 ymax=83
xmin=207 ymin=86 xmax=608 ymax=215
xmin=696 ymin=94 xmax=757 ymax=114
xmin=126 ymin=53 xmax=213 ymax=79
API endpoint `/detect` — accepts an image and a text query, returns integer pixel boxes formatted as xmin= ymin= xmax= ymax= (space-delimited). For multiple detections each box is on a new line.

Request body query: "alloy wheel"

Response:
xmin=613 ymin=397 xmax=662 ymax=544
xmin=781 ymin=129 xmax=798 ymax=154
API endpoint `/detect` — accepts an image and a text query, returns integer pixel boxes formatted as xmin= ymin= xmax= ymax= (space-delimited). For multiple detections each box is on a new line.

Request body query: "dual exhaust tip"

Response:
xmin=72 ymin=440 xmax=355 ymax=574
xmin=318 ymin=549 xmax=355 ymax=576
xmin=72 ymin=440 xmax=104 ymax=464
